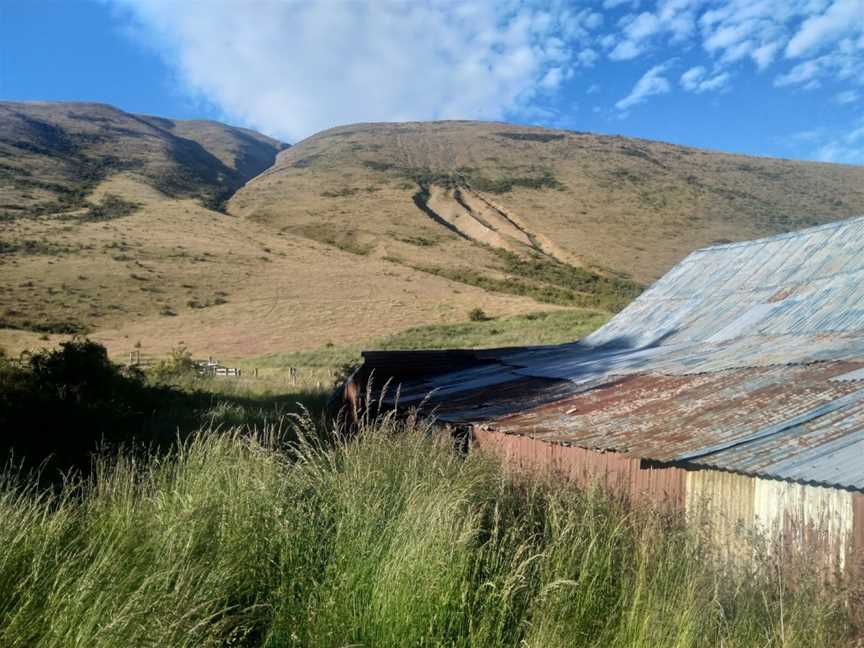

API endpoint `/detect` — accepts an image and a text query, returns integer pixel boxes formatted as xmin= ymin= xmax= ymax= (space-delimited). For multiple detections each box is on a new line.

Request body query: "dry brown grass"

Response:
xmin=4 ymin=108 xmax=864 ymax=362
xmin=0 ymin=175 xmax=549 ymax=359
xmin=230 ymin=120 xmax=864 ymax=283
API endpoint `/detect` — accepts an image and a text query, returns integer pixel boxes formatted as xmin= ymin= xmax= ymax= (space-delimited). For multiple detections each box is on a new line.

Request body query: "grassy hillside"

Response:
xmin=230 ymin=120 xmax=864 ymax=284
xmin=3 ymin=105 xmax=864 ymax=361
xmin=0 ymin=101 xmax=286 ymax=215
xmin=0 ymin=104 xmax=551 ymax=358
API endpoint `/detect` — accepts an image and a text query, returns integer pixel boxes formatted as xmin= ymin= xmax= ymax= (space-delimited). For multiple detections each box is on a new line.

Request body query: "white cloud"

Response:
xmin=577 ymin=48 xmax=600 ymax=66
xmin=108 ymin=0 xmax=602 ymax=141
xmin=610 ymin=40 xmax=645 ymax=60
xmin=788 ymin=118 xmax=864 ymax=164
xmin=787 ymin=128 xmax=827 ymax=143
xmin=539 ymin=68 xmax=564 ymax=90
xmin=606 ymin=2 xmax=703 ymax=60
xmin=616 ymin=63 xmax=672 ymax=110
xmin=786 ymin=0 xmax=864 ymax=58
xmin=834 ymin=89 xmax=860 ymax=104
xmin=698 ymin=71 xmax=731 ymax=92
xmin=604 ymin=0 xmax=641 ymax=9
xmin=814 ymin=124 xmax=864 ymax=164
xmin=693 ymin=0 xmax=863 ymax=84
xmin=773 ymin=48 xmax=863 ymax=89
xmin=680 ymin=65 xmax=706 ymax=89
xmin=680 ymin=65 xmax=730 ymax=92
xmin=752 ymin=42 xmax=782 ymax=69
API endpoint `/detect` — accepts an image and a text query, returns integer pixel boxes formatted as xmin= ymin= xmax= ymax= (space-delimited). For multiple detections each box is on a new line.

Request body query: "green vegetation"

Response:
xmin=468 ymin=170 xmax=564 ymax=193
xmin=415 ymin=259 xmax=640 ymax=312
xmin=0 ymin=317 xmax=89 ymax=335
xmin=496 ymin=250 xmax=643 ymax=311
xmin=0 ymin=333 xmax=854 ymax=646
xmin=0 ymin=239 xmax=75 ymax=257
xmin=468 ymin=307 xmax=490 ymax=322
xmin=293 ymin=223 xmax=374 ymax=256
xmin=495 ymin=132 xmax=567 ymax=142
xmin=0 ymin=340 xmax=327 ymax=479
xmin=187 ymin=295 xmax=228 ymax=309
xmin=253 ymin=309 xmax=610 ymax=371
xmin=320 ymin=188 xmax=357 ymax=198
xmin=397 ymin=234 xmax=439 ymax=247
xmin=0 ymin=417 xmax=850 ymax=646
xmin=292 ymin=154 xmax=321 ymax=169
xmin=362 ymin=160 xmax=396 ymax=172
xmin=361 ymin=162 xmax=565 ymax=195
xmin=80 ymin=194 xmax=140 ymax=221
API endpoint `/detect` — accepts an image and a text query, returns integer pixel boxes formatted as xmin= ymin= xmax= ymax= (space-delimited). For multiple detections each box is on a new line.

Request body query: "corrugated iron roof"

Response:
xmin=362 ymin=216 xmax=864 ymax=491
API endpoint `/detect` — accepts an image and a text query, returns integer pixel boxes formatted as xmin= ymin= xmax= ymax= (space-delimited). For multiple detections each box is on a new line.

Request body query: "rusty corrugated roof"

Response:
xmin=363 ymin=216 xmax=864 ymax=491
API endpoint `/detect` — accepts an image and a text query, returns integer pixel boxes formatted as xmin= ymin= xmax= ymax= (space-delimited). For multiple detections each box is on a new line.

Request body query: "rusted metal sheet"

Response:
xmin=464 ymin=363 xmax=863 ymax=490
xmin=471 ymin=427 xmax=687 ymax=509
xmin=475 ymin=428 xmax=856 ymax=572
xmin=358 ymin=217 xmax=864 ymax=493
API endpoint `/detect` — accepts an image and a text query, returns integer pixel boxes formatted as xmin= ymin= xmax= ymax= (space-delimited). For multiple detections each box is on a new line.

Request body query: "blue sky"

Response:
xmin=1 ymin=1 xmax=862 ymax=164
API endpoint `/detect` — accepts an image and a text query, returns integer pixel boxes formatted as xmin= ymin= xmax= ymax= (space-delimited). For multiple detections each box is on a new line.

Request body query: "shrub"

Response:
xmin=79 ymin=194 xmax=140 ymax=221
xmin=0 ymin=339 xmax=177 ymax=477
xmin=495 ymin=131 xmax=566 ymax=142
xmin=0 ymin=319 xmax=89 ymax=335
xmin=468 ymin=307 xmax=491 ymax=322
xmin=147 ymin=344 xmax=200 ymax=384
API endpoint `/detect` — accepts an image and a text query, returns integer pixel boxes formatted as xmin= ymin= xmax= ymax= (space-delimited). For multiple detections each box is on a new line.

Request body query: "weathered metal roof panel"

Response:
xmin=480 ymin=364 xmax=864 ymax=490
xmin=363 ymin=217 xmax=864 ymax=491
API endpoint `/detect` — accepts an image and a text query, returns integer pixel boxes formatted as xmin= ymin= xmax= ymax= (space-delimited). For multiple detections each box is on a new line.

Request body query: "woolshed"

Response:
xmin=349 ymin=216 xmax=864 ymax=574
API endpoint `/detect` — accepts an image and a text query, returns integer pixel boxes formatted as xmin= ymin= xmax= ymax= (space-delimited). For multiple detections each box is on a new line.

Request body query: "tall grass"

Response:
xmin=0 ymin=413 xmax=851 ymax=647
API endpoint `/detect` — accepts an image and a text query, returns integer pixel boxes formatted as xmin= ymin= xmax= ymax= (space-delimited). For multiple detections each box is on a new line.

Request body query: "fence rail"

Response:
xmin=126 ymin=350 xmax=304 ymax=382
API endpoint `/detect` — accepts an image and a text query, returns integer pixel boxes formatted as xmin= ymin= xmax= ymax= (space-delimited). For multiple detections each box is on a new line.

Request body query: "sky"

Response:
xmin=1 ymin=0 xmax=862 ymax=164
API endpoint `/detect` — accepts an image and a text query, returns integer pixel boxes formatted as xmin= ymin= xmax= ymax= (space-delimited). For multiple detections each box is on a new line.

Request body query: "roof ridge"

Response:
xmin=691 ymin=215 xmax=864 ymax=254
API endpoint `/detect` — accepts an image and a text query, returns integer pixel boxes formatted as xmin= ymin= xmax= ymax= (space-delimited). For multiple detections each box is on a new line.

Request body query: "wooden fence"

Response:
xmin=126 ymin=350 xmax=305 ymax=381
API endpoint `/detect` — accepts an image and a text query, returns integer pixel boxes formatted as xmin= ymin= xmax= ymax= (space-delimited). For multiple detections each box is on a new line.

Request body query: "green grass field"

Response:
xmin=248 ymin=308 xmax=609 ymax=376
xmin=0 ymin=416 xmax=851 ymax=647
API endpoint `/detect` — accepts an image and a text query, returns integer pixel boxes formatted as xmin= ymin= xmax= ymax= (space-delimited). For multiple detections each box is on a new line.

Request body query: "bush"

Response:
xmin=0 ymin=340 xmax=189 ymax=478
xmin=147 ymin=344 xmax=200 ymax=385
xmin=79 ymin=194 xmax=139 ymax=221
xmin=468 ymin=307 xmax=491 ymax=322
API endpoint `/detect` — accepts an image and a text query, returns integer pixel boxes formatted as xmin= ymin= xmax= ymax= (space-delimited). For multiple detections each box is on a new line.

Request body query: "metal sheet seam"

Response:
xmin=831 ymin=368 xmax=864 ymax=382
xmin=674 ymin=387 xmax=864 ymax=463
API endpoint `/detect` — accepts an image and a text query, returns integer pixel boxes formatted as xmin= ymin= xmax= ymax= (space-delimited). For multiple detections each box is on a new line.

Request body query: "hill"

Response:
xmin=0 ymin=101 xmax=286 ymax=216
xmin=2 ymin=104 xmax=864 ymax=362
xmin=0 ymin=104 xmax=551 ymax=360
xmin=230 ymin=120 xmax=864 ymax=286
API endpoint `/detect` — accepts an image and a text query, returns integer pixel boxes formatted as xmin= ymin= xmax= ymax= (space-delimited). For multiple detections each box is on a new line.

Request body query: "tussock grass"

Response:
xmin=0 ymin=414 xmax=851 ymax=647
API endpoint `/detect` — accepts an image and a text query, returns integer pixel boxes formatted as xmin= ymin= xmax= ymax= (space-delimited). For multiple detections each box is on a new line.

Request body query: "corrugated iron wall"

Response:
xmin=473 ymin=429 xmax=864 ymax=575
xmin=685 ymin=470 xmax=857 ymax=573
xmin=472 ymin=429 xmax=686 ymax=508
